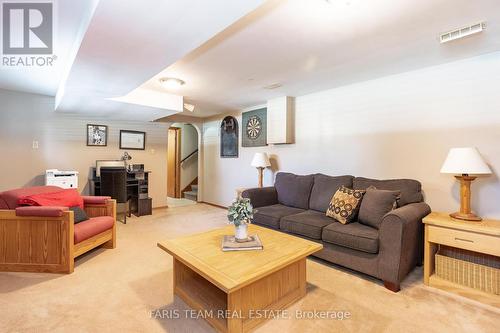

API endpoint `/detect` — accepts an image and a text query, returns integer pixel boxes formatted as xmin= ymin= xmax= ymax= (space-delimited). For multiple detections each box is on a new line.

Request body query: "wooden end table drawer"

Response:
xmin=427 ymin=225 xmax=500 ymax=257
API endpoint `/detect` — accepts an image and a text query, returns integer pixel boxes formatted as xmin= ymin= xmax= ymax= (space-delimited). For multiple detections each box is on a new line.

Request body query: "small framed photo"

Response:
xmin=120 ymin=130 xmax=146 ymax=150
xmin=87 ymin=124 xmax=108 ymax=146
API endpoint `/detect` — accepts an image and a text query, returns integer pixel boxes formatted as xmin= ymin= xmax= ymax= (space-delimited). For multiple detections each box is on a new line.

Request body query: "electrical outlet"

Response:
xmin=32 ymin=140 xmax=39 ymax=149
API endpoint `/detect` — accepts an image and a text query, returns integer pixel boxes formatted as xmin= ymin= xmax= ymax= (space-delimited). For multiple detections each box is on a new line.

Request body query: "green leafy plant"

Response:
xmin=227 ymin=197 xmax=255 ymax=226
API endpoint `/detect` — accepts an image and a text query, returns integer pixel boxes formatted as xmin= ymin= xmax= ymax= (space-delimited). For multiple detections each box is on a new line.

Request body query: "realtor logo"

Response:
xmin=2 ymin=1 xmax=53 ymax=55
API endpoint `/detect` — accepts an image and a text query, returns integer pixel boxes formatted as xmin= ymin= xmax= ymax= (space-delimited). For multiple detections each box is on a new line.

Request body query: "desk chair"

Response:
xmin=100 ymin=167 xmax=130 ymax=224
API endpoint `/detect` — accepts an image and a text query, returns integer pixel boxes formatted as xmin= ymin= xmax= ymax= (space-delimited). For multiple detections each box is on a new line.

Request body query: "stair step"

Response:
xmin=184 ymin=191 xmax=198 ymax=201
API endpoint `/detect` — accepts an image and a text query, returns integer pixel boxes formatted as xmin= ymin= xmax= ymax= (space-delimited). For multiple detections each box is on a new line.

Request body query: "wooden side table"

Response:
xmin=423 ymin=212 xmax=500 ymax=307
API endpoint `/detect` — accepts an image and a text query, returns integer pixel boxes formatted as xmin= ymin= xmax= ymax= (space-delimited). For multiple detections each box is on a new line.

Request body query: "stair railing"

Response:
xmin=180 ymin=149 xmax=198 ymax=165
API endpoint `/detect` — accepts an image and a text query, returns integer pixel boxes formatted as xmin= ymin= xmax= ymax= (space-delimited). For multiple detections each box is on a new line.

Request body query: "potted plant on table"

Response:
xmin=227 ymin=197 xmax=255 ymax=242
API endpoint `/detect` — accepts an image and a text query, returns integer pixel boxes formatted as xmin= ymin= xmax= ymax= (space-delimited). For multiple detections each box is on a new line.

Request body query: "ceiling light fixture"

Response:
xmin=263 ymin=83 xmax=282 ymax=90
xmin=159 ymin=77 xmax=185 ymax=89
xmin=324 ymin=0 xmax=352 ymax=5
xmin=184 ymin=103 xmax=195 ymax=112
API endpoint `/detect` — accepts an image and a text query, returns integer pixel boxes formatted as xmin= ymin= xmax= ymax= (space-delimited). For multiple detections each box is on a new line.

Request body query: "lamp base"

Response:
xmin=257 ymin=167 xmax=264 ymax=188
xmin=450 ymin=212 xmax=482 ymax=222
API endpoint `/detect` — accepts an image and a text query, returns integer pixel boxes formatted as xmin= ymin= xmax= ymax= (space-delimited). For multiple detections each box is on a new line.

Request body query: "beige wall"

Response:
xmin=202 ymin=52 xmax=500 ymax=219
xmin=0 ymin=89 xmax=170 ymax=208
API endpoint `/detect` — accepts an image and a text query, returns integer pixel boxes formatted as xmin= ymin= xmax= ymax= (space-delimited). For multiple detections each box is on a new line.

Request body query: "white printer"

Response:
xmin=45 ymin=169 xmax=79 ymax=189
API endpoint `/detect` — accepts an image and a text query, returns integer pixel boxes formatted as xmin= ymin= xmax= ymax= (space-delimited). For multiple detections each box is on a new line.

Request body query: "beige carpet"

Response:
xmin=166 ymin=197 xmax=197 ymax=208
xmin=1 ymin=204 xmax=498 ymax=333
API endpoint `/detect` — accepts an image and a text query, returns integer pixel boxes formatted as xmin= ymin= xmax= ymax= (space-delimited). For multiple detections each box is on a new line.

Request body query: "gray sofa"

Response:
xmin=242 ymin=172 xmax=431 ymax=292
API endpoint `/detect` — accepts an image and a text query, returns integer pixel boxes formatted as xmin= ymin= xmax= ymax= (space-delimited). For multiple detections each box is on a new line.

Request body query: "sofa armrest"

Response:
xmin=377 ymin=202 xmax=431 ymax=285
xmin=241 ymin=187 xmax=278 ymax=208
xmin=15 ymin=206 xmax=69 ymax=217
xmin=82 ymin=196 xmax=111 ymax=205
xmin=0 ymin=209 xmax=74 ymax=273
xmin=84 ymin=199 xmax=116 ymax=219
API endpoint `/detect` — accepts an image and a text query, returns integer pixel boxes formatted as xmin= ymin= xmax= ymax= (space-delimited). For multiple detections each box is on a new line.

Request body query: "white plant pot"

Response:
xmin=234 ymin=223 xmax=248 ymax=242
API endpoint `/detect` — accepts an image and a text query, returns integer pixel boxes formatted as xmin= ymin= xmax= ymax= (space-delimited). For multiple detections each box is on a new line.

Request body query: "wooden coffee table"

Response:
xmin=157 ymin=224 xmax=322 ymax=333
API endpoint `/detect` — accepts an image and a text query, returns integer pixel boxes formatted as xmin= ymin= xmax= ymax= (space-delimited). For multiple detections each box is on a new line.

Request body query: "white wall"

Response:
xmin=0 ymin=89 xmax=170 ymax=208
xmin=202 ymin=52 xmax=500 ymax=218
xmin=172 ymin=123 xmax=199 ymax=190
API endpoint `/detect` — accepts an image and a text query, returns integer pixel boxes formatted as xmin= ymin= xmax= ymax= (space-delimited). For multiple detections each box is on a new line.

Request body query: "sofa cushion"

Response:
xmin=322 ymin=222 xmax=379 ymax=254
xmin=0 ymin=186 xmax=62 ymax=209
xmin=326 ymin=186 xmax=365 ymax=224
xmin=353 ymin=177 xmax=423 ymax=207
xmin=253 ymin=204 xmax=305 ymax=229
xmin=309 ymin=174 xmax=354 ymax=213
xmin=280 ymin=210 xmax=334 ymax=239
xmin=74 ymin=216 xmax=114 ymax=244
xmin=358 ymin=187 xmax=400 ymax=229
xmin=274 ymin=172 xmax=314 ymax=209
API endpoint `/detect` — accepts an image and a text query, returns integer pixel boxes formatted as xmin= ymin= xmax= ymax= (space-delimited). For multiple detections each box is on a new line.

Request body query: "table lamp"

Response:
xmin=251 ymin=153 xmax=271 ymax=188
xmin=440 ymin=147 xmax=492 ymax=221
xmin=121 ymin=151 xmax=132 ymax=171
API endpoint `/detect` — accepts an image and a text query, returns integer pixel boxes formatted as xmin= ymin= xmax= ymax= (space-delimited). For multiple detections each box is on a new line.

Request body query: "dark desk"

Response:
xmin=89 ymin=170 xmax=152 ymax=217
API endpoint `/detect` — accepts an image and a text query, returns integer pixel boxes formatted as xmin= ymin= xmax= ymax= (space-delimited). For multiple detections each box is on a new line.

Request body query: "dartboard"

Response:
xmin=246 ymin=116 xmax=262 ymax=140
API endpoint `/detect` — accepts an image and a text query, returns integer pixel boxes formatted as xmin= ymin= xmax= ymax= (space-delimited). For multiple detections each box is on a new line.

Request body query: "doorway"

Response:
xmin=167 ymin=127 xmax=181 ymax=198
xmin=167 ymin=123 xmax=199 ymax=205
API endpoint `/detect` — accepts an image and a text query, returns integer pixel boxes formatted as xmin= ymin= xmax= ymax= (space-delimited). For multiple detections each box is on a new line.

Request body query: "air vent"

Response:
xmin=263 ymin=83 xmax=282 ymax=90
xmin=440 ymin=22 xmax=485 ymax=44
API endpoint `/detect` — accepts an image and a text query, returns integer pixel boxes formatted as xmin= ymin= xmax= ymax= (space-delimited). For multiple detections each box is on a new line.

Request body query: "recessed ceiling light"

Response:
xmin=325 ymin=0 xmax=352 ymax=5
xmin=263 ymin=83 xmax=282 ymax=90
xmin=159 ymin=77 xmax=185 ymax=89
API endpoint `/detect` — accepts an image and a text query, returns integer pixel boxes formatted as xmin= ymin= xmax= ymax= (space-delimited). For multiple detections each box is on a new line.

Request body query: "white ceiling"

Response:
xmin=1 ymin=0 xmax=500 ymax=120
xmin=0 ymin=0 xmax=265 ymax=121
xmin=143 ymin=0 xmax=500 ymax=118
xmin=54 ymin=0 xmax=265 ymax=120
xmin=0 ymin=0 xmax=98 ymax=96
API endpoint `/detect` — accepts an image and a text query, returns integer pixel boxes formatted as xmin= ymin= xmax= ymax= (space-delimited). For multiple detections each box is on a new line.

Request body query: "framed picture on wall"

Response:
xmin=242 ymin=108 xmax=267 ymax=147
xmin=120 ymin=130 xmax=146 ymax=150
xmin=220 ymin=116 xmax=239 ymax=158
xmin=87 ymin=124 xmax=108 ymax=146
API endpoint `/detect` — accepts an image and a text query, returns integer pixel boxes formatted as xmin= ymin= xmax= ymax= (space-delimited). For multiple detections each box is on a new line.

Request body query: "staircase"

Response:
xmin=182 ymin=178 xmax=198 ymax=202
xmin=183 ymin=184 xmax=198 ymax=201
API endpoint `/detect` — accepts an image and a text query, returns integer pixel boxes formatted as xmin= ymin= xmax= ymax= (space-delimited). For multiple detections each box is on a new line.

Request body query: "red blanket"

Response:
xmin=18 ymin=189 xmax=84 ymax=209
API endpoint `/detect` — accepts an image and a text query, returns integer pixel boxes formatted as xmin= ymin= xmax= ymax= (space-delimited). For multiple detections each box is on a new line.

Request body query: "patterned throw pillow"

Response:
xmin=326 ymin=186 xmax=366 ymax=224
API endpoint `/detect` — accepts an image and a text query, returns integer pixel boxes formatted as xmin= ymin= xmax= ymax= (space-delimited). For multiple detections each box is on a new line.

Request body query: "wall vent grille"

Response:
xmin=440 ymin=22 xmax=485 ymax=44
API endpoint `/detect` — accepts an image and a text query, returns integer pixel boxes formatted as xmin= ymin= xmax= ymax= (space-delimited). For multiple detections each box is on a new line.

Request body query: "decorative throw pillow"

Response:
xmin=358 ymin=186 xmax=401 ymax=229
xmin=326 ymin=186 xmax=366 ymax=224
xmin=70 ymin=206 xmax=89 ymax=224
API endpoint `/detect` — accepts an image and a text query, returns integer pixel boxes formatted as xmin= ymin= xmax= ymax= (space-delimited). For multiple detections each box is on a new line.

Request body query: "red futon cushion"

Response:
xmin=0 ymin=186 xmax=62 ymax=209
xmin=74 ymin=216 xmax=114 ymax=244
xmin=18 ymin=189 xmax=84 ymax=209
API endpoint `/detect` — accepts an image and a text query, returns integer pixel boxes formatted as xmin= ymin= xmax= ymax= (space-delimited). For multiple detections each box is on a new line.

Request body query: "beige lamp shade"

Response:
xmin=251 ymin=153 xmax=271 ymax=168
xmin=440 ymin=147 xmax=491 ymax=175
